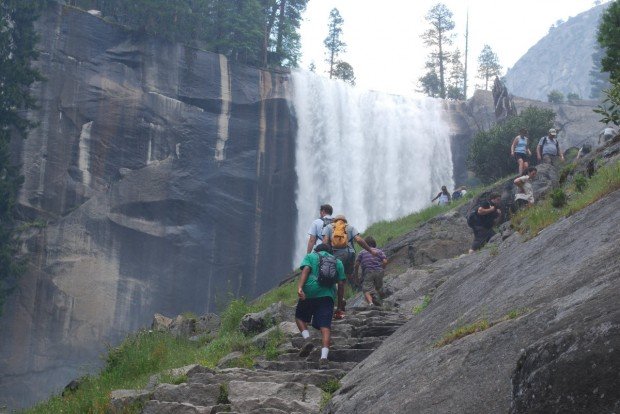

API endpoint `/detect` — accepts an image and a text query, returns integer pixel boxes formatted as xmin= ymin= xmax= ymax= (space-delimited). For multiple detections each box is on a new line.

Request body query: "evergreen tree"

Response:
xmin=447 ymin=48 xmax=465 ymax=100
xmin=0 ymin=0 xmax=44 ymax=313
xmin=333 ymin=61 xmax=356 ymax=85
xmin=419 ymin=3 xmax=455 ymax=99
xmin=324 ymin=8 xmax=346 ymax=79
xmin=594 ymin=0 xmax=620 ymax=126
xmin=477 ymin=44 xmax=502 ymax=91
xmin=597 ymin=0 xmax=620 ymax=81
xmin=418 ymin=63 xmax=441 ymax=97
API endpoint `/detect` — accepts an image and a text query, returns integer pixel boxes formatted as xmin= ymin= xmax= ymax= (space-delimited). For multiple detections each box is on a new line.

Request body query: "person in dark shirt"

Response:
xmin=468 ymin=193 xmax=502 ymax=253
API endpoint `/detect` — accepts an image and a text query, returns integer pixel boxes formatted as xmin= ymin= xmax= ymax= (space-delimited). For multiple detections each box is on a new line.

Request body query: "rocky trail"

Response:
xmin=110 ymin=307 xmax=409 ymax=413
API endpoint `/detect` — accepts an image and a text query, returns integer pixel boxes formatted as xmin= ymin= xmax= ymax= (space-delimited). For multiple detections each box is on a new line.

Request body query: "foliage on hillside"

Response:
xmin=0 ymin=0 xmax=45 ymax=314
xmin=68 ymin=0 xmax=308 ymax=68
xmin=594 ymin=0 xmax=620 ymax=125
xmin=467 ymin=107 xmax=555 ymax=183
xmin=512 ymin=160 xmax=620 ymax=235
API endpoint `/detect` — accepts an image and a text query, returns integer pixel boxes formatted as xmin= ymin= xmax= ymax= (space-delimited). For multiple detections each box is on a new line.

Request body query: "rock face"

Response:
xmin=0 ymin=3 xmax=295 ymax=409
xmin=504 ymin=4 xmax=609 ymax=101
xmin=326 ymin=188 xmax=620 ymax=413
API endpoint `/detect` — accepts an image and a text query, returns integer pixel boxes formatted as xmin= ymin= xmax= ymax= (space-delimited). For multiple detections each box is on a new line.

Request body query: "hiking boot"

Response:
xmin=334 ymin=310 xmax=345 ymax=320
xmin=298 ymin=340 xmax=315 ymax=357
xmin=318 ymin=358 xmax=329 ymax=369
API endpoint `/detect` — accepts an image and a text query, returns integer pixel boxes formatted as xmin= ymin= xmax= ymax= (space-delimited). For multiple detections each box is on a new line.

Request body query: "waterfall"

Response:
xmin=291 ymin=71 xmax=454 ymax=265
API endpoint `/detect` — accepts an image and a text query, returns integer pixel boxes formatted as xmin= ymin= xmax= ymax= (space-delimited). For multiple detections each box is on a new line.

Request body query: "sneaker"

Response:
xmin=318 ymin=358 xmax=329 ymax=369
xmin=334 ymin=310 xmax=345 ymax=320
xmin=298 ymin=340 xmax=314 ymax=357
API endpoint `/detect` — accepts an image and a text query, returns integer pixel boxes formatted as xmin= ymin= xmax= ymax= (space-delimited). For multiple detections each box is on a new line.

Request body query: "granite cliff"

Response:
xmin=504 ymin=4 xmax=609 ymax=101
xmin=1 ymin=3 xmax=296 ymax=408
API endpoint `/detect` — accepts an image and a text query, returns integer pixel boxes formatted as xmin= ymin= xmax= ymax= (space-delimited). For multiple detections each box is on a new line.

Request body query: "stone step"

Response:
xmin=306 ymin=348 xmax=374 ymax=363
xmin=227 ymin=380 xmax=321 ymax=412
xmin=255 ymin=359 xmax=356 ymax=372
xmin=151 ymin=383 xmax=221 ymax=407
xmin=351 ymin=324 xmax=403 ymax=338
xmin=142 ymin=400 xmax=215 ymax=414
xmin=188 ymin=367 xmax=344 ymax=387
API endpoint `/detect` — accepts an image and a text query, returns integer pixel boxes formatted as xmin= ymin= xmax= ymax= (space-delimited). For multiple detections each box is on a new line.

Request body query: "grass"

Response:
xmin=363 ymin=190 xmax=478 ymax=248
xmin=319 ymin=379 xmax=341 ymax=410
xmin=434 ymin=319 xmax=490 ymax=348
xmin=25 ymin=331 xmax=204 ymax=413
xmin=412 ymin=295 xmax=431 ymax=314
xmin=512 ymin=161 xmax=620 ymax=236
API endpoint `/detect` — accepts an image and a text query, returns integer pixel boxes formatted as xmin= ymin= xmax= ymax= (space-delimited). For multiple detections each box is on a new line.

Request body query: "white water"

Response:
xmin=291 ymin=71 xmax=454 ymax=265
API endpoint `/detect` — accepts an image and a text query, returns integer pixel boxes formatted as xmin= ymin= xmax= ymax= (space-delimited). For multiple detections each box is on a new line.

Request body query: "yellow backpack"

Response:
xmin=331 ymin=220 xmax=349 ymax=249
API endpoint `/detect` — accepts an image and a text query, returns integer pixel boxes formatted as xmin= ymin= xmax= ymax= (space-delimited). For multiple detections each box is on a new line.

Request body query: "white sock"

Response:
xmin=321 ymin=347 xmax=329 ymax=359
xmin=301 ymin=330 xmax=310 ymax=339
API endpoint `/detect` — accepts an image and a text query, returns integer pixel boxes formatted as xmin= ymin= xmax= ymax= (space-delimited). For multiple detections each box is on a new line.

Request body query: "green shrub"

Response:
xmin=574 ymin=174 xmax=587 ymax=192
xmin=467 ymin=107 xmax=555 ymax=183
xmin=547 ymin=90 xmax=565 ymax=103
xmin=550 ymin=189 xmax=567 ymax=208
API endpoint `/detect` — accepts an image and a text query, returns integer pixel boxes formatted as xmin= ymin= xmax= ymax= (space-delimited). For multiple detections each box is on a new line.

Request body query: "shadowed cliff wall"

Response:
xmin=0 ymin=3 xmax=296 ymax=408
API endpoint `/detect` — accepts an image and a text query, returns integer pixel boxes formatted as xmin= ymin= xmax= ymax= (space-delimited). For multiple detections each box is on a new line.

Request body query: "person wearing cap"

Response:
xmin=322 ymin=215 xmax=377 ymax=317
xmin=537 ymin=128 xmax=564 ymax=165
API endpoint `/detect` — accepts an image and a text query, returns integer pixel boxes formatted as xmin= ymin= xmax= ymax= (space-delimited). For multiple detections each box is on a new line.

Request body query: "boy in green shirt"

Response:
xmin=295 ymin=243 xmax=346 ymax=367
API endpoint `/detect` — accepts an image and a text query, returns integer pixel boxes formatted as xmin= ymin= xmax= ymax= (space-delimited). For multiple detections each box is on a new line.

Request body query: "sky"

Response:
xmin=298 ymin=0 xmax=604 ymax=97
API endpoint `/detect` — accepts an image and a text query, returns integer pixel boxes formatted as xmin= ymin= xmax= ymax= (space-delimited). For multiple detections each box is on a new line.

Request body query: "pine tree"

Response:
xmin=324 ymin=8 xmax=346 ymax=79
xmin=419 ymin=3 xmax=455 ymax=99
xmin=0 ymin=0 xmax=44 ymax=313
xmin=477 ymin=44 xmax=502 ymax=90
xmin=447 ymin=48 xmax=465 ymax=100
xmin=597 ymin=0 xmax=620 ymax=81
xmin=333 ymin=61 xmax=356 ymax=85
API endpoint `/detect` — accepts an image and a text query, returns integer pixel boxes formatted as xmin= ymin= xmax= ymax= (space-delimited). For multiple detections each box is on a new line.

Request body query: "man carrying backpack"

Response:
xmin=537 ymin=128 xmax=564 ymax=165
xmin=306 ymin=204 xmax=333 ymax=254
xmin=295 ymin=243 xmax=346 ymax=368
xmin=468 ymin=193 xmax=502 ymax=254
xmin=322 ymin=215 xmax=377 ymax=317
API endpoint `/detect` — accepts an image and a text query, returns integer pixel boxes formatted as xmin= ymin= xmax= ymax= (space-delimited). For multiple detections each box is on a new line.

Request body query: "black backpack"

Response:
xmin=316 ymin=253 xmax=338 ymax=287
xmin=467 ymin=207 xmax=479 ymax=228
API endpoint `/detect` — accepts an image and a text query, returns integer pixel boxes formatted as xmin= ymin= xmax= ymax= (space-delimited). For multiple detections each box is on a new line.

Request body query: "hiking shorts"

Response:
xmin=362 ymin=269 xmax=384 ymax=295
xmin=471 ymin=226 xmax=495 ymax=251
xmin=333 ymin=249 xmax=355 ymax=275
xmin=295 ymin=296 xmax=334 ymax=330
xmin=515 ymin=153 xmax=529 ymax=162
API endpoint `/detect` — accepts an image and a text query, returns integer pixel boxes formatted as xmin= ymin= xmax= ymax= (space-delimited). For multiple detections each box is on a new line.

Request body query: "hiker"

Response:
xmin=354 ymin=236 xmax=388 ymax=307
xmin=306 ymin=204 xmax=333 ymax=254
xmin=576 ymin=143 xmax=592 ymax=160
xmin=599 ymin=126 xmax=616 ymax=144
xmin=452 ymin=186 xmax=467 ymax=200
xmin=295 ymin=243 xmax=346 ymax=368
xmin=513 ymin=167 xmax=538 ymax=210
xmin=322 ymin=215 xmax=377 ymax=318
xmin=468 ymin=193 xmax=502 ymax=254
xmin=511 ymin=128 xmax=532 ymax=174
xmin=537 ymin=128 xmax=564 ymax=165
xmin=431 ymin=186 xmax=451 ymax=205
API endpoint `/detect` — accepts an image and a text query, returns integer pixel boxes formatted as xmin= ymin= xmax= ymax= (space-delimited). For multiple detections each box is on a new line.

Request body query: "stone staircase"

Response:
xmin=111 ymin=307 xmax=409 ymax=414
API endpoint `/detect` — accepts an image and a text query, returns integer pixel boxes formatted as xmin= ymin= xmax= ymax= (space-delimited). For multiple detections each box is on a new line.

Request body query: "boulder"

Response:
xmin=152 ymin=314 xmax=173 ymax=331
xmin=109 ymin=389 xmax=153 ymax=413
xmin=239 ymin=302 xmax=295 ymax=335
xmin=217 ymin=352 xmax=245 ymax=369
xmin=251 ymin=322 xmax=299 ymax=348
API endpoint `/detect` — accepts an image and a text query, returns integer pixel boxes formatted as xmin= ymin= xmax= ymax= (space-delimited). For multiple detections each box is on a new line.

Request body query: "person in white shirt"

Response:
xmin=514 ymin=167 xmax=538 ymax=210
xmin=306 ymin=204 xmax=333 ymax=254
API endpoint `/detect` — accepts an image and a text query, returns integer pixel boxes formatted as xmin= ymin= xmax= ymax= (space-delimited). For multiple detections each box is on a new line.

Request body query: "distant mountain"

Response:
xmin=504 ymin=3 xmax=609 ymax=101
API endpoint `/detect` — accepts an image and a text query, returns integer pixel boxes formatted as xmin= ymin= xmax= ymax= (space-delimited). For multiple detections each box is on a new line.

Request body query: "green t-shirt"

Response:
xmin=299 ymin=251 xmax=346 ymax=300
